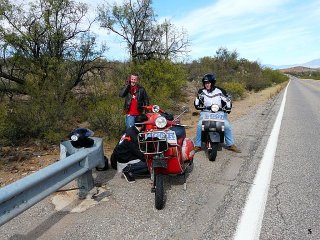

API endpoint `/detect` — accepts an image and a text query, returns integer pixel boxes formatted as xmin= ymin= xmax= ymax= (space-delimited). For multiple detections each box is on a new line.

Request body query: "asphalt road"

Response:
xmin=1 ymin=77 xmax=319 ymax=240
xmin=259 ymin=77 xmax=320 ymax=240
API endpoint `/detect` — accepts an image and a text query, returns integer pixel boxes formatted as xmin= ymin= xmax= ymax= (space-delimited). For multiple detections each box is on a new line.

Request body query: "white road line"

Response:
xmin=234 ymin=80 xmax=291 ymax=240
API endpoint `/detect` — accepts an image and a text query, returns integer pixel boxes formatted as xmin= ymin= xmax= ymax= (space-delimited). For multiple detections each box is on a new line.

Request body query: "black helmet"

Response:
xmin=202 ymin=73 xmax=216 ymax=87
xmin=69 ymin=128 xmax=94 ymax=148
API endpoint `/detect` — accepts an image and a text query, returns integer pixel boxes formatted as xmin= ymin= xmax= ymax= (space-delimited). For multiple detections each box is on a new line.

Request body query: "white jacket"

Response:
xmin=194 ymin=87 xmax=232 ymax=113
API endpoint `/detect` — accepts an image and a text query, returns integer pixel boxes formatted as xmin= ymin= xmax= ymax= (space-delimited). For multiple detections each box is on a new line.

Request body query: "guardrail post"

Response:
xmin=60 ymin=139 xmax=104 ymax=199
xmin=77 ymin=170 xmax=94 ymax=199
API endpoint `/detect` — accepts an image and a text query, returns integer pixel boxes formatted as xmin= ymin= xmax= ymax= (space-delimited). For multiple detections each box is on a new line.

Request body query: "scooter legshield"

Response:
xmin=201 ymin=120 xmax=225 ymax=143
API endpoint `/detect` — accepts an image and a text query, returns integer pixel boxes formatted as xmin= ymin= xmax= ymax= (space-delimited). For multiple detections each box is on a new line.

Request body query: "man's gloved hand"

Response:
xmin=221 ymin=96 xmax=232 ymax=113
xmin=198 ymin=94 xmax=204 ymax=104
xmin=226 ymin=98 xmax=232 ymax=109
xmin=197 ymin=89 xmax=204 ymax=102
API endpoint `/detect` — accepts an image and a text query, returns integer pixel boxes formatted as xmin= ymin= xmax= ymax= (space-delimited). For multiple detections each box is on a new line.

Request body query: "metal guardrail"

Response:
xmin=0 ymin=137 xmax=105 ymax=226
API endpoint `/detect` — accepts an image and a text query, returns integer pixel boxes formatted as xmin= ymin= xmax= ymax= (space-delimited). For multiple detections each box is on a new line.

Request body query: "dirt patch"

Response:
xmin=0 ymin=146 xmax=60 ymax=187
xmin=51 ymin=187 xmax=111 ymax=213
xmin=0 ymin=81 xmax=288 ymax=187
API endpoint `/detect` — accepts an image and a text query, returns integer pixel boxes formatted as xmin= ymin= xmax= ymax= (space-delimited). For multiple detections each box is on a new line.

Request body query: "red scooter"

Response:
xmin=137 ymin=105 xmax=195 ymax=210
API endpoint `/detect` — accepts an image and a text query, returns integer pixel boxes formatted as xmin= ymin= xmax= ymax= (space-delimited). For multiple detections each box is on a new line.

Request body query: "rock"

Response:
xmin=1 ymin=146 xmax=12 ymax=155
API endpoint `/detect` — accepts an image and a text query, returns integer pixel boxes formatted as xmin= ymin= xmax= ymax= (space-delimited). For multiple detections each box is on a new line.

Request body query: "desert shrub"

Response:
xmin=222 ymin=81 xmax=246 ymax=100
xmin=243 ymin=71 xmax=272 ymax=92
xmin=0 ymin=91 xmax=81 ymax=145
xmin=133 ymin=59 xmax=188 ymax=110
xmin=43 ymin=130 xmax=66 ymax=144
xmin=262 ymin=68 xmax=289 ymax=84
xmin=291 ymin=71 xmax=320 ymax=80
xmin=87 ymin=97 xmax=124 ymax=139
xmin=84 ymin=70 xmax=127 ymax=138
xmin=0 ymin=104 xmax=11 ymax=145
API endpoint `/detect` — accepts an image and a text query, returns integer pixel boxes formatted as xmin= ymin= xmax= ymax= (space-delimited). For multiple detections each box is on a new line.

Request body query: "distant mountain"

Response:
xmin=304 ymin=59 xmax=320 ymax=68
xmin=264 ymin=58 xmax=320 ymax=70
xmin=278 ymin=66 xmax=320 ymax=73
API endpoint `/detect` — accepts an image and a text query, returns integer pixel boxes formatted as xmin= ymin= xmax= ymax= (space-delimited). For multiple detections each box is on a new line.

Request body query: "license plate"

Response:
xmin=145 ymin=131 xmax=177 ymax=144
xmin=145 ymin=132 xmax=166 ymax=140
xmin=166 ymin=130 xmax=177 ymax=144
xmin=203 ymin=112 xmax=225 ymax=121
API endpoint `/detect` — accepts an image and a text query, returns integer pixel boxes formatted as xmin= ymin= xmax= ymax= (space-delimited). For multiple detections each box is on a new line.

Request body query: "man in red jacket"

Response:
xmin=119 ymin=74 xmax=149 ymax=129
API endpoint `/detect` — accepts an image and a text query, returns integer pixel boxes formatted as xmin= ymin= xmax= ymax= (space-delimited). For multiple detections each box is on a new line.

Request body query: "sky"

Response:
xmin=81 ymin=0 xmax=320 ymax=66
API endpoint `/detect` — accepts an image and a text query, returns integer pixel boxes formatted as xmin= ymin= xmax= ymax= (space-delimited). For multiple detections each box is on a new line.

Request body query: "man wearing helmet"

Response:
xmin=194 ymin=73 xmax=241 ymax=153
xmin=119 ymin=74 xmax=149 ymax=129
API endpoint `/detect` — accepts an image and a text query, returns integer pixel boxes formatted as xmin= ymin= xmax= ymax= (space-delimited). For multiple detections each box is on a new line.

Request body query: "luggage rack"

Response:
xmin=138 ymin=131 xmax=169 ymax=154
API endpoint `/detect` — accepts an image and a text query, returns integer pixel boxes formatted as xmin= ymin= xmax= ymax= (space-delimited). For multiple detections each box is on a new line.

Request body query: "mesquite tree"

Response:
xmin=0 ymin=0 xmax=105 ymax=100
xmin=97 ymin=0 xmax=189 ymax=62
xmin=0 ymin=0 xmax=105 ymax=142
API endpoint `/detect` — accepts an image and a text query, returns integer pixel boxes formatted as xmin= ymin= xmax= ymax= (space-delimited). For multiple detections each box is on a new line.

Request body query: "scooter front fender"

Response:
xmin=152 ymin=156 xmax=167 ymax=168
xmin=208 ymin=131 xmax=221 ymax=143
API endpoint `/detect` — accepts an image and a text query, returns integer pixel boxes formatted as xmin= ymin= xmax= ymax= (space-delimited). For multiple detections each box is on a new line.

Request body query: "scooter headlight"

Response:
xmin=152 ymin=105 xmax=160 ymax=113
xmin=155 ymin=116 xmax=167 ymax=128
xmin=211 ymin=104 xmax=220 ymax=112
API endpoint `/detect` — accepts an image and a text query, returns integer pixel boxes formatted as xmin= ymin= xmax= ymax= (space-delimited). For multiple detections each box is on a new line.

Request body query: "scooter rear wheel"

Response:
xmin=155 ymin=173 xmax=164 ymax=210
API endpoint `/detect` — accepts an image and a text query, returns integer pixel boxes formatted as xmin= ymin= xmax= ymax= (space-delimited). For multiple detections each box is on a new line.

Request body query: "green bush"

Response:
xmin=222 ymin=81 xmax=246 ymax=100
xmin=87 ymin=97 xmax=124 ymax=138
xmin=43 ymin=130 xmax=66 ymax=143
xmin=133 ymin=59 xmax=188 ymax=110
xmin=84 ymin=64 xmax=128 ymax=137
xmin=0 ymin=92 xmax=81 ymax=144
xmin=284 ymin=70 xmax=320 ymax=80
xmin=0 ymin=104 xmax=11 ymax=145
xmin=262 ymin=68 xmax=289 ymax=84
xmin=246 ymin=78 xmax=272 ymax=92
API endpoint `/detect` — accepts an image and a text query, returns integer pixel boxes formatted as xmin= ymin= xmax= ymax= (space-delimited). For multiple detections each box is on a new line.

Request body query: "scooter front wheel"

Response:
xmin=208 ymin=142 xmax=219 ymax=161
xmin=155 ymin=173 xmax=164 ymax=210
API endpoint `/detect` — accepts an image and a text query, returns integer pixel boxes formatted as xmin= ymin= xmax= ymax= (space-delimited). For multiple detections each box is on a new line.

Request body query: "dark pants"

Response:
xmin=123 ymin=161 xmax=149 ymax=176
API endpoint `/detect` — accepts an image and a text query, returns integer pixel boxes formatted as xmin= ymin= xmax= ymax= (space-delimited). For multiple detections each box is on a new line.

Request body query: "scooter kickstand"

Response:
xmin=183 ymin=173 xmax=187 ymax=191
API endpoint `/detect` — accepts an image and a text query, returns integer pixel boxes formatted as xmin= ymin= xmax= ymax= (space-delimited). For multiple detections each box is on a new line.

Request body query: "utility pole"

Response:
xmin=164 ymin=19 xmax=169 ymax=59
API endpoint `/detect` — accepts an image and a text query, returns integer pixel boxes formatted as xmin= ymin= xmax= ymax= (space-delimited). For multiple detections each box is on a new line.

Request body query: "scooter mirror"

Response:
xmin=152 ymin=105 xmax=160 ymax=113
xmin=181 ymin=106 xmax=189 ymax=113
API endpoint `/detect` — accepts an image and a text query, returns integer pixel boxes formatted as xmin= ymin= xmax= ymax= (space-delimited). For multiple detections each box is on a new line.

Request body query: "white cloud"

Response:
xmin=175 ymin=0 xmax=288 ymax=34
xmin=79 ymin=0 xmax=320 ymax=64
xmin=171 ymin=0 xmax=320 ymax=65
xmin=17 ymin=0 xmax=319 ymax=65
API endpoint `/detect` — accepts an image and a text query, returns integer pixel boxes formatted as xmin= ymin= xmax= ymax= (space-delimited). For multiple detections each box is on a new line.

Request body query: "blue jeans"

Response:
xmin=123 ymin=161 xmax=149 ymax=175
xmin=195 ymin=112 xmax=234 ymax=147
xmin=125 ymin=115 xmax=137 ymax=129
